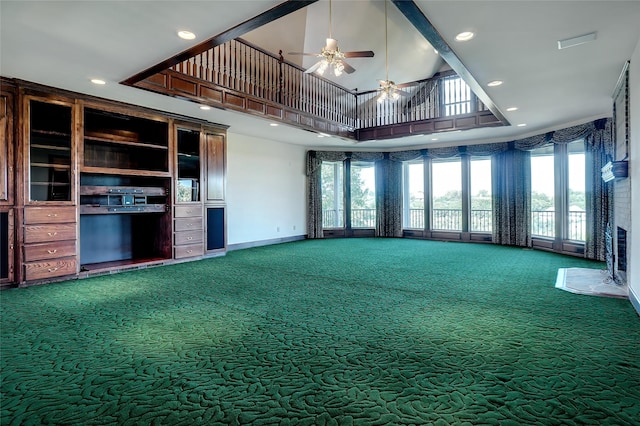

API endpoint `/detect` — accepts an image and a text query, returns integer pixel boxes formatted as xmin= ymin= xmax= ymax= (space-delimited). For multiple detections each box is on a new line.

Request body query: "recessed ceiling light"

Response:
xmin=199 ymin=105 xmax=211 ymax=110
xmin=487 ymin=80 xmax=503 ymax=87
xmin=177 ymin=30 xmax=196 ymax=40
xmin=455 ymin=31 xmax=474 ymax=42
xmin=506 ymin=107 xmax=518 ymax=112
xmin=517 ymin=123 xmax=527 ymax=127
xmin=431 ymin=138 xmax=439 ymax=141
xmin=90 ymin=79 xmax=106 ymax=85
xmin=270 ymin=123 xmax=279 ymax=127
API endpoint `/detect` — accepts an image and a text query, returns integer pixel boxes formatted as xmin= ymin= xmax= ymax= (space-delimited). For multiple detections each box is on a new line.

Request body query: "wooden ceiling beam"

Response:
xmin=391 ymin=0 xmax=509 ymax=126
xmin=122 ymin=0 xmax=318 ymax=86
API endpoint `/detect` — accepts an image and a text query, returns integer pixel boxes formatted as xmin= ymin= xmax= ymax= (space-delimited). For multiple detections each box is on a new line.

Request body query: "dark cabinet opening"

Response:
xmin=1 ymin=212 xmax=8 ymax=279
xmin=79 ymin=174 xmax=171 ymax=271
xmin=207 ymin=207 xmax=225 ymax=251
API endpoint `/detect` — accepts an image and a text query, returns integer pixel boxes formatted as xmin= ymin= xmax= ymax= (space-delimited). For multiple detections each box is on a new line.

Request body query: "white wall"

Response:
xmin=226 ymin=132 xmax=307 ymax=247
xmin=629 ymin=37 xmax=640 ymax=314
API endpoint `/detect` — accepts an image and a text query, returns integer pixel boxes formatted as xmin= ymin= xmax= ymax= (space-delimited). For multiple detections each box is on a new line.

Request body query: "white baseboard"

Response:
xmin=228 ymin=235 xmax=306 ymax=251
xmin=629 ymin=286 xmax=640 ymax=317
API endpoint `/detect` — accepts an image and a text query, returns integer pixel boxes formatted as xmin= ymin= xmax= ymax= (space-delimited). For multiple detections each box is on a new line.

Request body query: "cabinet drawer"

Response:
xmin=25 ymin=224 xmax=77 ymax=244
xmin=174 ymin=230 xmax=203 ymax=246
xmin=24 ymin=240 xmax=76 ymax=262
xmin=25 ymin=258 xmax=77 ymax=281
xmin=175 ymin=205 xmax=202 ymax=218
xmin=25 ymin=207 xmax=76 ymax=224
xmin=174 ymin=217 xmax=203 ymax=232
xmin=174 ymin=243 xmax=204 ymax=259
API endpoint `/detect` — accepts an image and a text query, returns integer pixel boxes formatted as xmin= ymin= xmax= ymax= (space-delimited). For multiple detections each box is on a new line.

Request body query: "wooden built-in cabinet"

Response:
xmin=79 ymin=106 xmax=172 ymax=273
xmin=1 ymin=88 xmax=15 ymax=287
xmin=23 ymin=206 xmax=77 ymax=281
xmin=1 ymin=78 xmax=228 ymax=287
xmin=204 ymin=132 xmax=227 ymax=254
xmin=173 ymin=125 xmax=204 ymax=259
xmin=21 ymin=96 xmax=78 ymax=283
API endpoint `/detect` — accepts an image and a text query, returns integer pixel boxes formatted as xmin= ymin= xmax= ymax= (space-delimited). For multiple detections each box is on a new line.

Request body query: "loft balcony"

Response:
xmin=126 ymin=38 xmax=504 ymax=141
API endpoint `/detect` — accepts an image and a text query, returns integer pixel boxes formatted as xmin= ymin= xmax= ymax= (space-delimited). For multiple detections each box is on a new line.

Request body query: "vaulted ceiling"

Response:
xmin=1 ymin=1 xmax=639 ymax=149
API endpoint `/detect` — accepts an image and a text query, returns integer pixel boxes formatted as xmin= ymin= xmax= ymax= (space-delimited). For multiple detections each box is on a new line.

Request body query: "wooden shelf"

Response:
xmin=31 ymin=129 xmax=71 ymax=138
xmin=80 ymin=204 xmax=167 ymax=214
xmin=31 ymin=144 xmax=71 ymax=151
xmin=80 ymin=257 xmax=168 ymax=274
xmin=80 ymin=166 xmax=171 ymax=177
xmin=80 ymin=185 xmax=166 ymax=196
xmin=31 ymin=181 xmax=70 ymax=187
xmin=85 ymin=136 xmax=168 ymax=150
xmin=31 ymin=162 xmax=70 ymax=169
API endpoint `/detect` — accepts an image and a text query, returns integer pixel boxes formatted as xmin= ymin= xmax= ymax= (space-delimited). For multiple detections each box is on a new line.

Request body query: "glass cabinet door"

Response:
xmin=176 ymin=128 xmax=201 ymax=203
xmin=28 ymin=100 xmax=72 ymax=202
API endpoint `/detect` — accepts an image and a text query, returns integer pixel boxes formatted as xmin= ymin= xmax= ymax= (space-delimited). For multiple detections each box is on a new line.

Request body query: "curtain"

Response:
xmin=306 ymin=151 xmax=323 ymax=239
xmin=491 ymin=148 xmax=532 ymax=247
xmin=306 ymin=150 xmax=353 ymax=238
xmin=465 ymin=142 xmax=509 ymax=156
xmin=584 ymin=119 xmax=613 ymax=260
xmin=375 ymin=156 xmax=403 ymax=237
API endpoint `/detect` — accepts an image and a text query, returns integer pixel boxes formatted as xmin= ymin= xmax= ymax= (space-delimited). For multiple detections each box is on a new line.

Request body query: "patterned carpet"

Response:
xmin=1 ymin=238 xmax=639 ymax=425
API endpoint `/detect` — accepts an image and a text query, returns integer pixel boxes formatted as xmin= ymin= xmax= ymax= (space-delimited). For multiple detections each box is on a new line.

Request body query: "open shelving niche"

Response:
xmin=79 ymin=107 xmax=172 ymax=273
xmin=29 ymin=101 xmax=72 ymax=202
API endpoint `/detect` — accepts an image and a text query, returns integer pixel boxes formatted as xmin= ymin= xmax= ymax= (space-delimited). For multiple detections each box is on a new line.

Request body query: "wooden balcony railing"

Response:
xmin=172 ymin=38 xmax=357 ymax=130
xmin=133 ymin=38 xmax=503 ymax=140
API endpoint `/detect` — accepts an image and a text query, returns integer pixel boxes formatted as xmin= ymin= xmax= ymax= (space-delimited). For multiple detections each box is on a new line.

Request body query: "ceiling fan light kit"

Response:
xmin=377 ymin=0 xmax=405 ymax=102
xmin=289 ymin=0 xmax=374 ymax=77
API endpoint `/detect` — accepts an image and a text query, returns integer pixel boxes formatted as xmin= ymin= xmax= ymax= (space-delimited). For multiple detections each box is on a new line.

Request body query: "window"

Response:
xmin=321 ymin=162 xmax=344 ymax=228
xmin=567 ymin=140 xmax=586 ymax=241
xmin=350 ymin=162 xmax=376 ymax=228
xmin=530 ymin=140 xmax=586 ymax=242
xmin=442 ymin=76 xmax=471 ymax=116
xmin=531 ymin=145 xmax=555 ymax=238
xmin=431 ymin=159 xmax=462 ymax=230
xmin=403 ymin=161 xmax=425 ymax=229
xmin=469 ymin=157 xmax=492 ymax=232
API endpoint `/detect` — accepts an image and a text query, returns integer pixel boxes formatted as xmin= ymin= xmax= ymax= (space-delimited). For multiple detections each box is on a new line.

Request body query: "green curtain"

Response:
xmin=375 ymin=156 xmax=403 ymax=237
xmin=491 ymin=148 xmax=532 ymax=247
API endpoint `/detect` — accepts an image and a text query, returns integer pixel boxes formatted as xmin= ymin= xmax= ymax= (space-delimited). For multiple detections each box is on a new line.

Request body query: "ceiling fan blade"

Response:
xmin=343 ymin=51 xmax=375 ymax=58
xmin=396 ymin=82 xmax=414 ymax=89
xmin=397 ymin=90 xmax=410 ymax=97
xmin=304 ymin=61 xmax=324 ymax=74
xmin=342 ymin=61 xmax=356 ymax=74
xmin=288 ymin=52 xmax=319 ymax=57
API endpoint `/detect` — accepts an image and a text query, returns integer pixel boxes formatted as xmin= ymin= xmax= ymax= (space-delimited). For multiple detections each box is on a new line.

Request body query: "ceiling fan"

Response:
xmin=377 ymin=0 xmax=409 ymax=102
xmin=289 ymin=0 xmax=374 ymax=76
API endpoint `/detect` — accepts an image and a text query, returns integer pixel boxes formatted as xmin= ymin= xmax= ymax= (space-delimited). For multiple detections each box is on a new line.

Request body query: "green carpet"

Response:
xmin=1 ymin=238 xmax=638 ymax=425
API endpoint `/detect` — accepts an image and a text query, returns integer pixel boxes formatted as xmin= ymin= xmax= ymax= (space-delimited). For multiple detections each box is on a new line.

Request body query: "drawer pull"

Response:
xmin=47 ymin=214 xmax=58 ymax=218
xmin=187 ymin=236 xmax=193 ymax=241
xmin=47 ymin=249 xmax=58 ymax=254
xmin=187 ymin=250 xmax=193 ymax=254
xmin=48 ymin=267 xmax=59 ymax=273
xmin=47 ymin=232 xmax=58 ymax=237
xmin=186 ymin=210 xmax=193 ymax=214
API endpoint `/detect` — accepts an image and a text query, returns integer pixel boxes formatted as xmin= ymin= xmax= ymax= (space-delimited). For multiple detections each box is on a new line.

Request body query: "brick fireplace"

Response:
xmin=611 ymin=133 xmax=630 ymax=285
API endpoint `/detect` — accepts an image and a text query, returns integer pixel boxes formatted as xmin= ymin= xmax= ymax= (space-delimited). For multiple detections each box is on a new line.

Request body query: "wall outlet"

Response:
xmin=293 ymin=225 xmax=296 ymax=231
xmin=276 ymin=226 xmax=280 ymax=232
